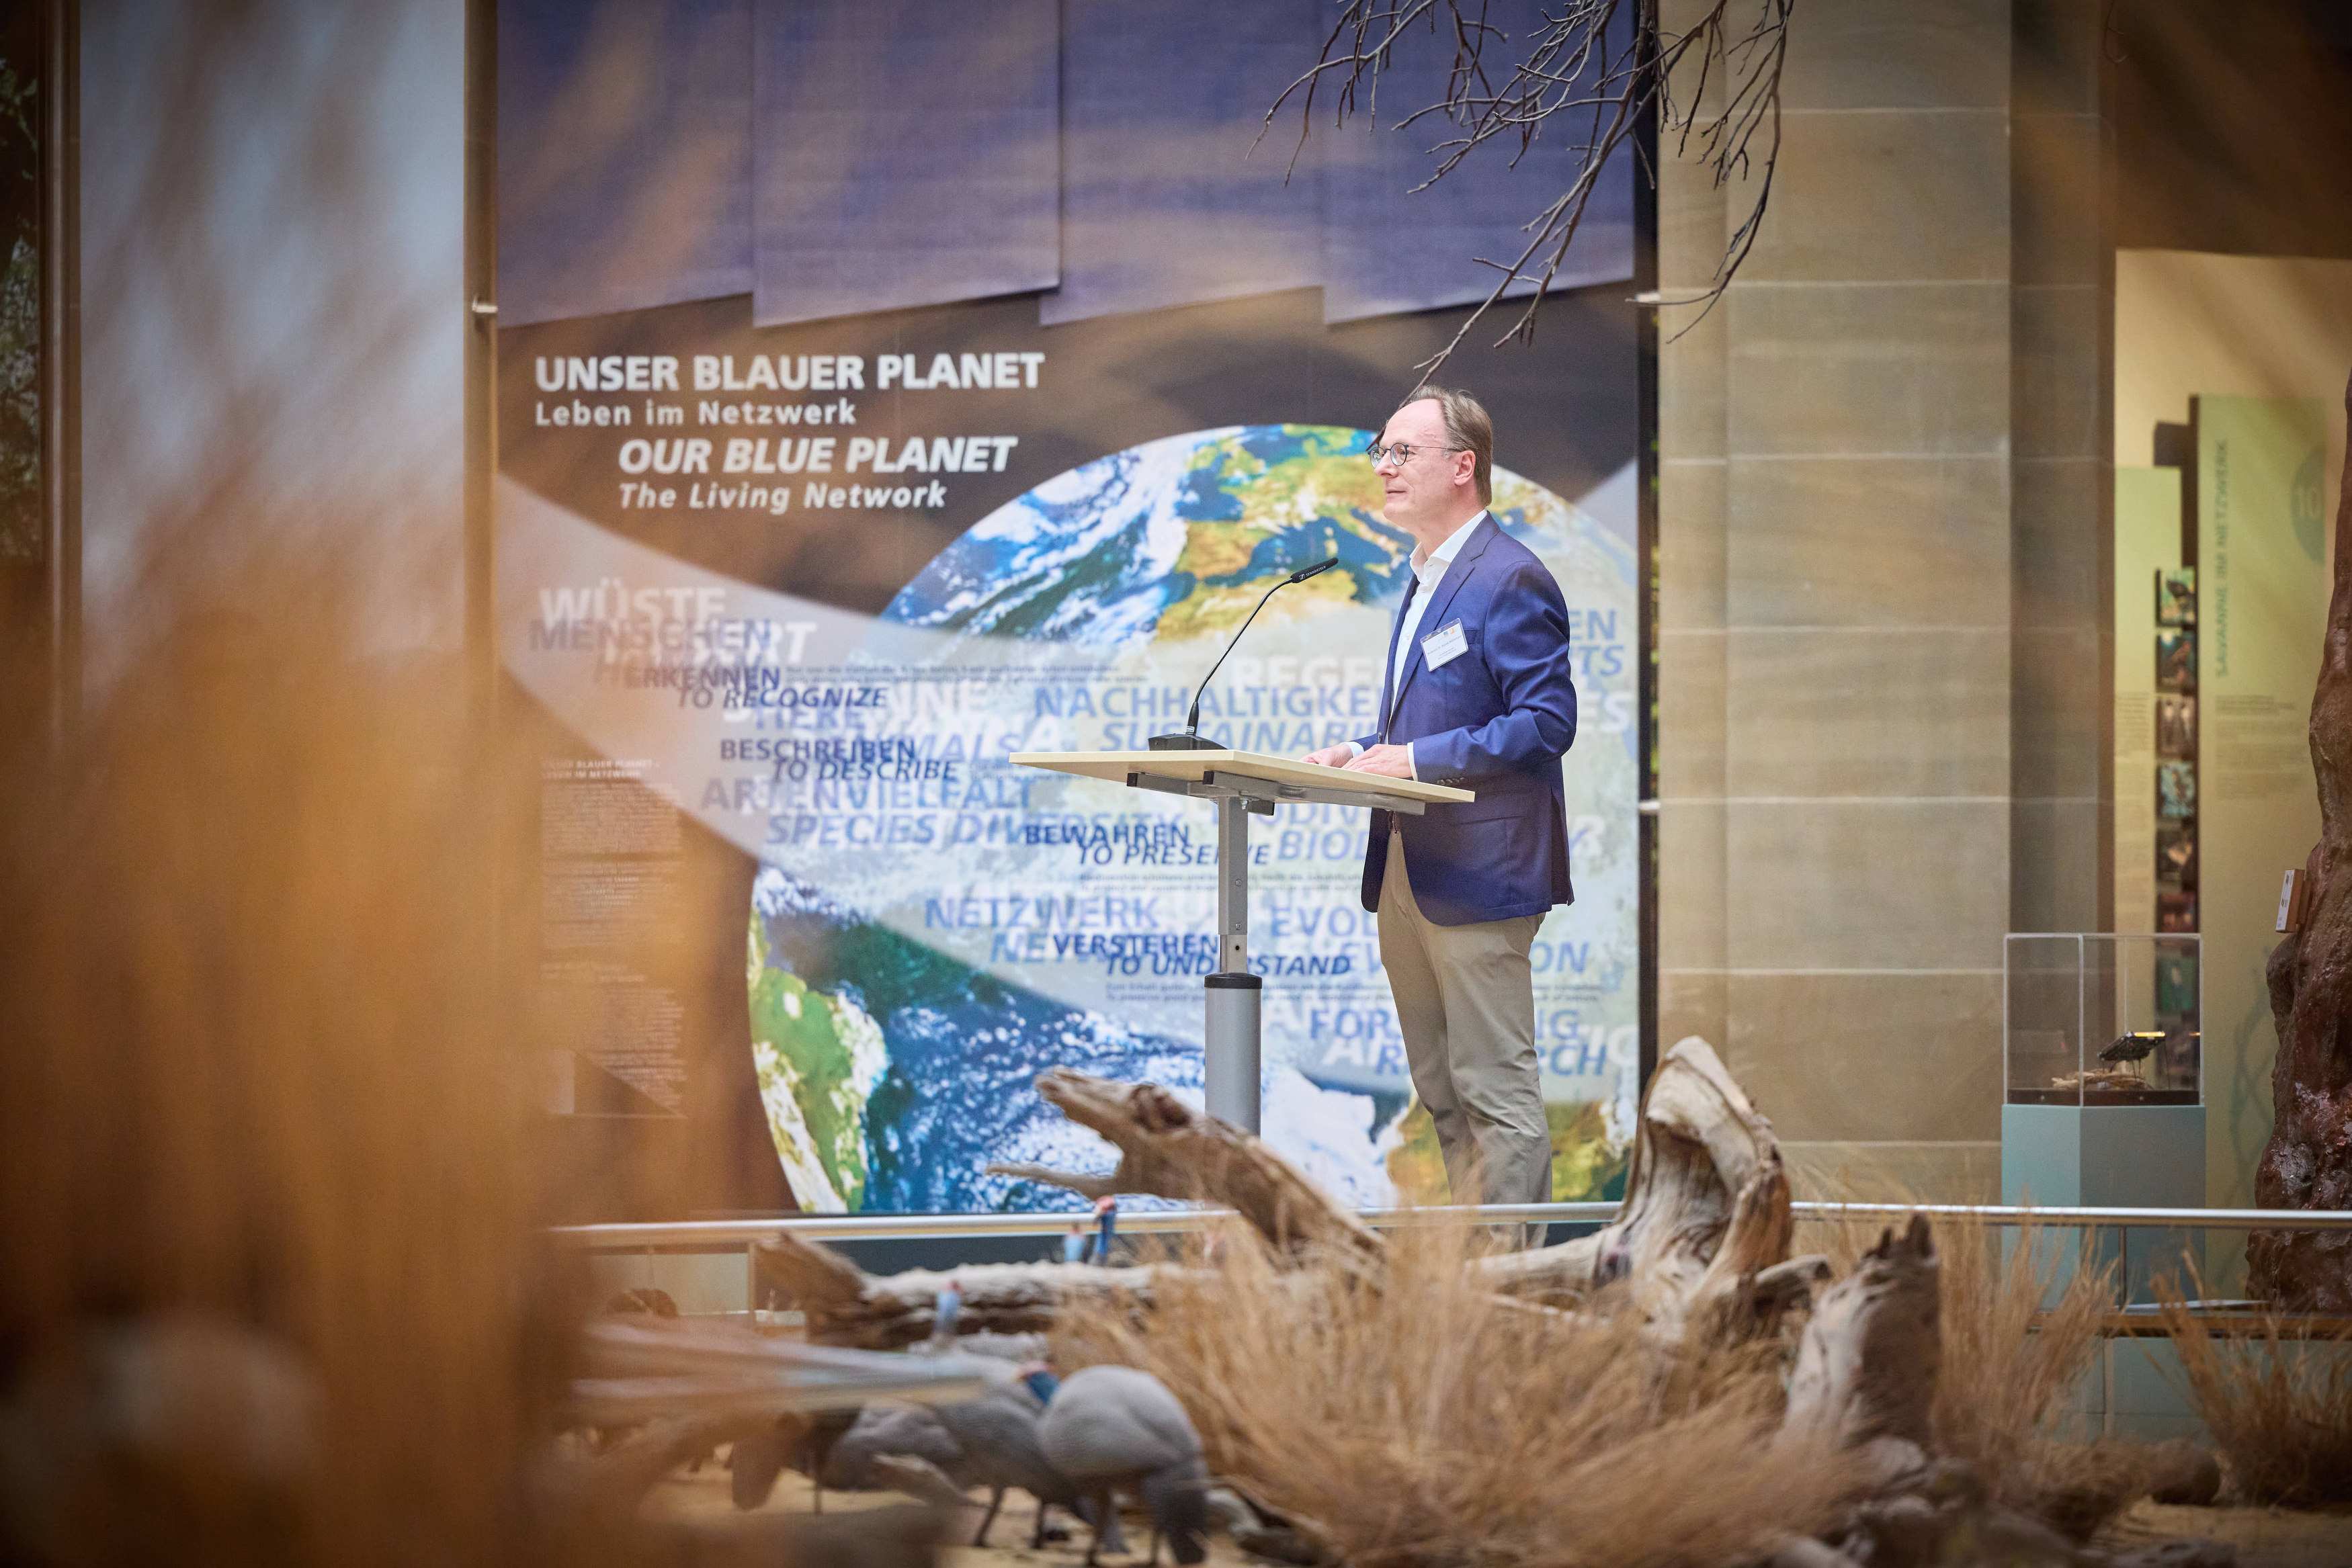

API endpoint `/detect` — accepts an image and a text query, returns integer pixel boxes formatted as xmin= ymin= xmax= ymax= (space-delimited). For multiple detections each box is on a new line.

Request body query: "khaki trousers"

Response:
xmin=1377 ymin=832 xmax=1552 ymax=1235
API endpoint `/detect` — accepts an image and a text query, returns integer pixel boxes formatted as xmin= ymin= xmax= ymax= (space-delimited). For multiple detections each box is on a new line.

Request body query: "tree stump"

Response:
xmin=2249 ymin=370 xmax=2352 ymax=1310
xmin=1780 ymin=1213 xmax=1941 ymax=1458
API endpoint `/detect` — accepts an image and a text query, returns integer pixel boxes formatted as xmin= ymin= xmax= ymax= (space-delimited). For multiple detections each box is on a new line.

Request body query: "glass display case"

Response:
xmin=2005 ymin=933 xmax=2202 ymax=1107
xmin=2003 ymin=933 xmax=2205 ymax=1305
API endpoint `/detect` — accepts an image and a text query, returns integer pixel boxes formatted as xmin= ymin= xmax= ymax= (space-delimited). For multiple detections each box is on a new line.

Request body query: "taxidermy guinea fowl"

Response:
xmin=1040 ymin=1364 xmax=1209 ymax=1567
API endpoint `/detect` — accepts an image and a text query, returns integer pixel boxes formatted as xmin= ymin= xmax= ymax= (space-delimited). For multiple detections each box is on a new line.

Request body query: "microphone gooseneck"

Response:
xmin=1153 ymin=556 xmax=1340 ymax=748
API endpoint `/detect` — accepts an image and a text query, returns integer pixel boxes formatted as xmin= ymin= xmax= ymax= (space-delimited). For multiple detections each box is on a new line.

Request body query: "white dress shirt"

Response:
xmin=1351 ymin=509 xmax=1488 ymax=780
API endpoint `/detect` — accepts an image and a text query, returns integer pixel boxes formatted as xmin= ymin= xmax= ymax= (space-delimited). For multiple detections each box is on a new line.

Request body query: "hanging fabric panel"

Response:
xmin=1318 ymin=0 xmax=1635 ymax=324
xmin=499 ymin=0 xmax=754 ymax=326
xmin=752 ymin=0 xmax=1059 ymax=328
xmin=1042 ymin=0 xmax=1324 ymax=326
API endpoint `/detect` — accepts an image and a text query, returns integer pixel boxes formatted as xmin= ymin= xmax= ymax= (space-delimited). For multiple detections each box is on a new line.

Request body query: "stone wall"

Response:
xmin=1658 ymin=0 xmax=2110 ymax=1199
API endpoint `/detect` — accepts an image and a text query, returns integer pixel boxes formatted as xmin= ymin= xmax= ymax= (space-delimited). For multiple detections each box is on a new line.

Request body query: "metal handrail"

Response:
xmin=546 ymin=1202 xmax=1620 ymax=1249
xmin=547 ymin=1200 xmax=2352 ymax=1250
xmin=1794 ymin=1202 xmax=2352 ymax=1230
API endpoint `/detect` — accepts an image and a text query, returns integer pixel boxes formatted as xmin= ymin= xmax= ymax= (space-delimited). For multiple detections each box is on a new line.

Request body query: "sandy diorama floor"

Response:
xmin=2099 ymin=1499 xmax=2352 ymax=1568
xmin=641 ymin=1458 xmax=1264 ymax=1567
xmin=641 ymin=1456 xmax=2352 ymax=1568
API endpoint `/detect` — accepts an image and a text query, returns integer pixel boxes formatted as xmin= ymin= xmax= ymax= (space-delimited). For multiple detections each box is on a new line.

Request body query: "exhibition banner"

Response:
xmin=497 ymin=0 xmax=1642 ymax=1216
xmin=2194 ymin=396 xmax=2326 ymax=1235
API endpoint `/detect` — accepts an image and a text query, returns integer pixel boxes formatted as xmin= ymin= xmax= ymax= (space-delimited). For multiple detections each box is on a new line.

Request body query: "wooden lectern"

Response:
xmin=1008 ymin=748 xmax=1473 ymax=1131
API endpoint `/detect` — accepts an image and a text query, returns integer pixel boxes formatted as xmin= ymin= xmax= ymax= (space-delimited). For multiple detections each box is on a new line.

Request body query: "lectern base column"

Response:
xmin=1009 ymin=748 xmax=1464 ymax=1140
xmin=1204 ymin=971 xmax=1262 ymax=1132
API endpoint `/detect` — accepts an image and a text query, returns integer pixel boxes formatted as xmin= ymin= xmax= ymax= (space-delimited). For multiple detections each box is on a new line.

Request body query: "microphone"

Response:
xmin=1150 ymin=557 xmax=1339 ymax=751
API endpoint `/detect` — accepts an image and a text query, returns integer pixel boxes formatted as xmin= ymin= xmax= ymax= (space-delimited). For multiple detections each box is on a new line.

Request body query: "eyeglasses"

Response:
xmin=1363 ymin=439 xmax=1466 ymax=467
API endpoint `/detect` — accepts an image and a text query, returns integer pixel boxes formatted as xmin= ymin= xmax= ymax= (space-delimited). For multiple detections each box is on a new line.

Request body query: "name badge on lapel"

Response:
xmin=1421 ymin=619 xmax=1468 ymax=671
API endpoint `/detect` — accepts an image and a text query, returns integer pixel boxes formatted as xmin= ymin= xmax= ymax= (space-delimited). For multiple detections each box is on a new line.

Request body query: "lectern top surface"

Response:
xmin=1009 ymin=748 xmax=1474 ymax=805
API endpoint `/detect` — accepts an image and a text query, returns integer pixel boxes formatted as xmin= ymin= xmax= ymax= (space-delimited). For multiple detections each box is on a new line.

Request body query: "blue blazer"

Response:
xmin=1355 ymin=513 xmax=1577 ymax=926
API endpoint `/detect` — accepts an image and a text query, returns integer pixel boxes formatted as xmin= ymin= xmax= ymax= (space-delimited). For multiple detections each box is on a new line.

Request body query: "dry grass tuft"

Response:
xmin=2156 ymin=1276 xmax=2352 ymax=1504
xmin=1929 ymin=1220 xmax=2110 ymax=1479
xmin=0 ymin=580 xmax=559 ymax=1568
xmin=1057 ymin=1218 xmax=1865 ymax=1568
xmin=0 ymin=549 xmax=748 ymax=1564
xmin=0 ymin=7 xmax=842 ymax=1563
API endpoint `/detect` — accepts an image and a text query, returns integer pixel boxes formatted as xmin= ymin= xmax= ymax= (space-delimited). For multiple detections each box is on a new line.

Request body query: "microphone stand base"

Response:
xmin=1146 ymin=733 xmax=1220 ymax=751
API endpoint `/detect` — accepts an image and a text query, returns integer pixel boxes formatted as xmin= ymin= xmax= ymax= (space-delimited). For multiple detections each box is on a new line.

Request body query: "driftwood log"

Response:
xmin=762 ymin=1037 xmax=1813 ymax=1350
xmin=986 ymin=1068 xmax=1384 ymax=1264
xmin=1480 ymin=1036 xmax=1818 ymax=1342
xmin=757 ymin=1065 xmax=1386 ymax=1348
xmin=1778 ymin=1213 xmax=1941 ymax=1475
xmin=2250 ymin=371 xmax=2352 ymax=1309
xmin=1769 ymin=1219 xmax=2232 ymax=1568
xmin=569 ymin=1317 xmax=987 ymax=1424
xmin=753 ymin=1233 xmax=1164 ymax=1352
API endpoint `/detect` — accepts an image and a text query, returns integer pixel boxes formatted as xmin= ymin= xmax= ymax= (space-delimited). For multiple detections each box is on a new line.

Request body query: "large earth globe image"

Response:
xmin=746 ymin=425 xmax=1638 ymax=1214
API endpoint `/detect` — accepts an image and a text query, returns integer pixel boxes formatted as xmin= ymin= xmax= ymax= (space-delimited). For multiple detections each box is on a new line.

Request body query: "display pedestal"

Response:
xmin=1009 ymin=748 xmax=1472 ymax=1133
xmin=2003 ymin=932 xmax=2205 ymax=1305
xmin=2002 ymin=1104 xmax=2205 ymax=1304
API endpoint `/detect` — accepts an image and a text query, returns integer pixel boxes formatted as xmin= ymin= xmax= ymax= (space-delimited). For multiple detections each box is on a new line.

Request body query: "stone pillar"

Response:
xmin=1657 ymin=0 xmax=2017 ymax=1198
xmin=1655 ymin=0 xmax=1729 ymax=1057
xmin=2009 ymin=1 xmax=2115 ymax=937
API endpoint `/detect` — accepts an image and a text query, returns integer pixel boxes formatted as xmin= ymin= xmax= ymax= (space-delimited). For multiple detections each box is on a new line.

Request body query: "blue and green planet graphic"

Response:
xmin=745 ymin=425 xmax=1638 ymax=1213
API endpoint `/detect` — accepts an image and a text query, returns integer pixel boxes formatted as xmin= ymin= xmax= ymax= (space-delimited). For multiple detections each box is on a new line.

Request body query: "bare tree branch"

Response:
xmin=1263 ymin=0 xmax=1792 ymax=379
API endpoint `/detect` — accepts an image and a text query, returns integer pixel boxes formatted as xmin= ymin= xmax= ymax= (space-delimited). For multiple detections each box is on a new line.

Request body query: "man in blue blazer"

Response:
xmin=1302 ymin=386 xmax=1577 ymax=1230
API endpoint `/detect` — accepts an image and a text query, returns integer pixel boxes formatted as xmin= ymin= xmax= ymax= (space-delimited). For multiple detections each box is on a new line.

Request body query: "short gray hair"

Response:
xmin=1398 ymin=384 xmax=1493 ymax=505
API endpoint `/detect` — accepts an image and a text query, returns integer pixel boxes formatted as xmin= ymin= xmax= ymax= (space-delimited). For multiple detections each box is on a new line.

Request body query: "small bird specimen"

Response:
xmin=1042 ymin=1364 xmax=1210 ymax=1567
xmin=2100 ymin=1031 xmax=2166 ymax=1065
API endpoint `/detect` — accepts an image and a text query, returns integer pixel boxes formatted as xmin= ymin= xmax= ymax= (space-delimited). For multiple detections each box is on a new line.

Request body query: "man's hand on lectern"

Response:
xmin=1301 ymin=744 xmax=1354 ymax=768
xmin=1342 ymin=744 xmax=1413 ymax=780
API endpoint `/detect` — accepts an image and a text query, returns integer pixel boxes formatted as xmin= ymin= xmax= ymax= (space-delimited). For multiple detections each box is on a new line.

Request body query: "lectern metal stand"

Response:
xmin=1009 ymin=749 xmax=1472 ymax=1132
